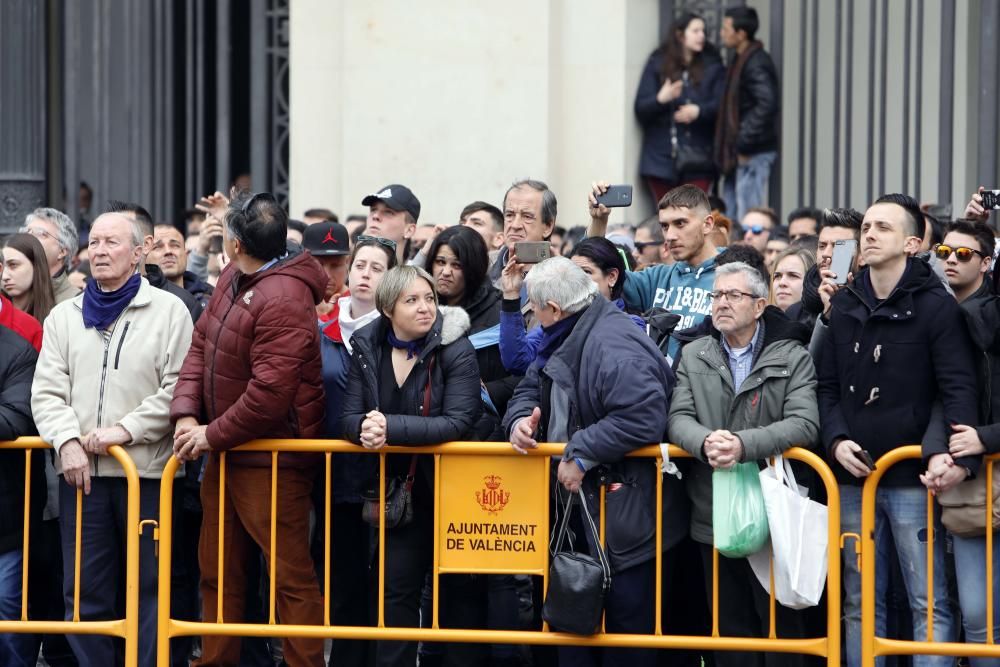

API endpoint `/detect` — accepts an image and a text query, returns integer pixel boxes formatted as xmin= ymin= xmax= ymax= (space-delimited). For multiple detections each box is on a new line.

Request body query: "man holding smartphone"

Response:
xmin=817 ymin=193 xmax=979 ymax=667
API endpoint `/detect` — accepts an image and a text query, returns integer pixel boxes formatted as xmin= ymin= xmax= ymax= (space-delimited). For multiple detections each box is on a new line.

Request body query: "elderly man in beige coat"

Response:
xmin=31 ymin=212 xmax=192 ymax=667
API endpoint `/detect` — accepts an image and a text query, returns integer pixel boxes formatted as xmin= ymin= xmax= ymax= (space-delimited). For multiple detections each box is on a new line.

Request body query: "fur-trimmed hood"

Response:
xmin=438 ymin=305 xmax=471 ymax=346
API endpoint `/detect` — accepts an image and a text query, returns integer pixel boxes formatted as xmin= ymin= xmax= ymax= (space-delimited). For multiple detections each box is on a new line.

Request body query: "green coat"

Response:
xmin=668 ymin=309 xmax=819 ymax=545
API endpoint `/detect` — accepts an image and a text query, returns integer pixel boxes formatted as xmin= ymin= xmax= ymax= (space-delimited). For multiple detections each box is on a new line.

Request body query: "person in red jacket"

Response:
xmin=0 ymin=293 xmax=42 ymax=352
xmin=171 ymin=191 xmax=328 ymax=667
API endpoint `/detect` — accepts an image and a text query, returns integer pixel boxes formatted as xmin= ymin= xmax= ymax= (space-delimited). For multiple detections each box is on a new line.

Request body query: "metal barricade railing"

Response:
xmin=155 ymin=440 xmax=842 ymax=665
xmin=860 ymin=446 xmax=1000 ymax=663
xmin=0 ymin=437 xmax=141 ymax=666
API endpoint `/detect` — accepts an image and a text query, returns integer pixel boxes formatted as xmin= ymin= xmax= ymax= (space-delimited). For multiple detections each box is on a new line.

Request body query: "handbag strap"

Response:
xmin=577 ymin=491 xmax=612 ymax=586
xmin=403 ymin=355 xmax=436 ymax=493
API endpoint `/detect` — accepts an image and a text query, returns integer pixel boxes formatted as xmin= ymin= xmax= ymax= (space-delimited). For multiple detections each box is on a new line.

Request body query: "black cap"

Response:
xmin=361 ymin=184 xmax=421 ymax=222
xmin=302 ymin=222 xmax=350 ymax=256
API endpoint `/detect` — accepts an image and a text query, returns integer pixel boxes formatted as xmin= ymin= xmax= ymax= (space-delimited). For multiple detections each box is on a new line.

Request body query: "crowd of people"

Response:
xmin=0 ymin=6 xmax=998 ymax=667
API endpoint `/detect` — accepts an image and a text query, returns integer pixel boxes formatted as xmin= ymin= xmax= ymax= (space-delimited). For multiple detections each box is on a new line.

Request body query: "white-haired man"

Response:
xmin=669 ymin=261 xmax=818 ymax=667
xmin=503 ymin=256 xmax=682 ymax=667
xmin=31 ymin=212 xmax=193 ymax=667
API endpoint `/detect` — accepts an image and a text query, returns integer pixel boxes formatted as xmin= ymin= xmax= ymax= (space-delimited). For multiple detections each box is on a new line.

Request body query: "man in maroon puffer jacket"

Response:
xmin=171 ymin=191 xmax=328 ymax=667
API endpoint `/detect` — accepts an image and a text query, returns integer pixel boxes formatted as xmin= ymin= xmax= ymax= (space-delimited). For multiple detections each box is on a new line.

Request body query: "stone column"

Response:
xmin=0 ymin=0 xmax=46 ymax=233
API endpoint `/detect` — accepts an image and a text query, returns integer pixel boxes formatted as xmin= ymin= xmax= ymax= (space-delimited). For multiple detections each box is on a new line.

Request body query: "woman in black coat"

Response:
xmin=341 ymin=265 xmax=485 ymax=667
xmin=634 ymin=12 xmax=725 ymax=207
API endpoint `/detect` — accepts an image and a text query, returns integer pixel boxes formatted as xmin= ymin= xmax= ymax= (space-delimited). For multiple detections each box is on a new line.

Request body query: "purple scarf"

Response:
xmin=82 ymin=273 xmax=141 ymax=329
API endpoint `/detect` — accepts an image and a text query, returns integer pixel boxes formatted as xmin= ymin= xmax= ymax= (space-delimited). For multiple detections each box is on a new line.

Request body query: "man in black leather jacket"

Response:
xmin=715 ymin=7 xmax=780 ymax=222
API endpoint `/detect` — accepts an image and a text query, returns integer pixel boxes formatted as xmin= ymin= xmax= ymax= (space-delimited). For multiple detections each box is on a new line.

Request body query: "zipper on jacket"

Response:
xmin=95 ymin=322 xmax=119 ymax=478
xmin=114 ymin=321 xmax=131 ymax=370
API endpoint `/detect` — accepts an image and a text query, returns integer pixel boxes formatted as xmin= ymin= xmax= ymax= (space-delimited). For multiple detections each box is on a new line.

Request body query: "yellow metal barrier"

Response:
xmin=861 ymin=447 xmax=1000 ymax=663
xmin=0 ymin=437 xmax=142 ymax=667
xmin=155 ymin=440 xmax=842 ymax=665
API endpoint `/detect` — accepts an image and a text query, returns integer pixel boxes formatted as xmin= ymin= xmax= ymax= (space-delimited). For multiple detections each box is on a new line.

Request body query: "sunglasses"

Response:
xmin=747 ymin=225 xmax=768 ymax=235
xmin=634 ymin=241 xmax=662 ymax=252
xmin=356 ymin=235 xmax=398 ymax=252
xmin=933 ymin=244 xmax=985 ymax=263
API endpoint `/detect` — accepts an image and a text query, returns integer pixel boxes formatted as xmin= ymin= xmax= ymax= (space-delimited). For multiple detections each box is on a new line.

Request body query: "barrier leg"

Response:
xmin=157 ymin=458 xmax=180 ymax=667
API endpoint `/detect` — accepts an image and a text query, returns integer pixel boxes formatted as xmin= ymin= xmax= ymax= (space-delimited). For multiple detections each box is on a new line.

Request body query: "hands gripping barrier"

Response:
xmin=0 ymin=438 xmax=142 ymax=666
xmin=152 ymin=440 xmax=843 ymax=666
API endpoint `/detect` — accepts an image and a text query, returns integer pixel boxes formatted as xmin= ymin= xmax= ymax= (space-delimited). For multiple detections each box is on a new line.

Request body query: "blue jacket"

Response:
xmin=817 ymin=258 xmax=980 ymax=487
xmin=634 ymin=48 xmax=725 ymax=182
xmin=622 ymin=256 xmax=718 ymax=360
xmin=503 ymin=296 xmax=686 ymax=571
xmin=500 ymin=297 xmax=645 ymax=375
xmin=319 ymin=318 xmax=375 ymax=503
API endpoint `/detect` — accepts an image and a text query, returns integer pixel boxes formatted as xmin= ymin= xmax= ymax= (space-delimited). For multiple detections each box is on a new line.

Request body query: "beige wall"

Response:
xmin=291 ymin=0 xmax=983 ymax=228
xmin=289 ymin=0 xmax=660 ymax=229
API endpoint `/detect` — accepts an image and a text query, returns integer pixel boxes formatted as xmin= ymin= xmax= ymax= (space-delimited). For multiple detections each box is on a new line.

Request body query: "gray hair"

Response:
xmin=524 ymin=256 xmax=597 ymax=315
xmin=375 ymin=265 xmax=438 ymax=317
xmin=21 ymin=207 xmax=79 ymax=272
xmin=715 ymin=261 xmax=769 ymax=299
xmin=503 ymin=178 xmax=558 ymax=228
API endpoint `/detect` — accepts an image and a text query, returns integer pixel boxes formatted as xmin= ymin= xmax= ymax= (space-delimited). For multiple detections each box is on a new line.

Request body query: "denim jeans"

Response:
xmin=951 ymin=533 xmax=1000 ymax=667
xmin=841 ymin=485 xmax=956 ymax=667
xmin=722 ymin=150 xmax=777 ymax=223
xmin=0 ymin=548 xmax=34 ymax=666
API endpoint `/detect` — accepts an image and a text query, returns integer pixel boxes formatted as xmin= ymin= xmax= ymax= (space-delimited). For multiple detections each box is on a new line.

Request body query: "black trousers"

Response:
xmin=698 ymin=544 xmax=809 ymax=667
xmin=375 ymin=507 xmax=488 ymax=667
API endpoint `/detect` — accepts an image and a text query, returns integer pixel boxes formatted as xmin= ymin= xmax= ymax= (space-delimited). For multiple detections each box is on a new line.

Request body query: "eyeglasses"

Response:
xmin=709 ymin=289 xmax=762 ymax=304
xmin=21 ymin=226 xmax=55 ymax=242
xmin=241 ymin=192 xmax=278 ymax=216
xmin=356 ymin=235 xmax=398 ymax=252
xmin=634 ymin=241 xmax=662 ymax=252
xmin=933 ymin=244 xmax=985 ymax=262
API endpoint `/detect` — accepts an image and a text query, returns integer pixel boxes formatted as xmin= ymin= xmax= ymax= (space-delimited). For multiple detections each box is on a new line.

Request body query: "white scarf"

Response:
xmin=337 ymin=296 xmax=380 ymax=354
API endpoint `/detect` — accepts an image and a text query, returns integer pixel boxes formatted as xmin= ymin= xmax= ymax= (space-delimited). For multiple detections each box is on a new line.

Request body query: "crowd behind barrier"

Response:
xmin=2 ymin=8 xmax=1000 ymax=666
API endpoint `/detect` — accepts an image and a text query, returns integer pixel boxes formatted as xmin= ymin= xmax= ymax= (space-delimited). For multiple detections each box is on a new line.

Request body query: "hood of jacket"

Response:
xmin=351 ymin=304 xmax=471 ymax=363
xmin=834 ymin=256 xmax=945 ymax=320
xmin=224 ymin=250 xmax=328 ymax=306
xmin=462 ymin=282 xmax=502 ymax=332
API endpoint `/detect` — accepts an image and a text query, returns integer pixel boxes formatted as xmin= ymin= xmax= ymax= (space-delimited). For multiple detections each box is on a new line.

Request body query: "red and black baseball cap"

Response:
xmin=303 ymin=222 xmax=350 ymax=256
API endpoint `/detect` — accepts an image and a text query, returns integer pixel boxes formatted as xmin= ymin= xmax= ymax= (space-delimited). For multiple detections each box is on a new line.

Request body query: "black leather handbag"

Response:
xmin=542 ymin=490 xmax=612 ymax=635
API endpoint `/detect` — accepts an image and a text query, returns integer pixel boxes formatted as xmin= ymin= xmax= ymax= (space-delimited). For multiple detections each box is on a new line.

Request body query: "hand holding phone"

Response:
xmin=595 ymin=185 xmax=633 ymax=208
xmin=829 ymin=239 xmax=857 ymax=285
xmin=514 ymin=241 xmax=551 ymax=264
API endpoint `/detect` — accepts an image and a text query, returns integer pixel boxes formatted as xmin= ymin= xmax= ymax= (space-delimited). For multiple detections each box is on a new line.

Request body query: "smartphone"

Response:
xmin=514 ymin=241 xmax=552 ymax=264
xmin=855 ymin=449 xmax=876 ymax=471
xmin=830 ymin=239 xmax=857 ymax=285
xmin=982 ymin=190 xmax=1000 ymax=210
xmin=209 ymin=235 xmax=224 ymax=254
xmin=595 ymin=184 xmax=633 ymax=208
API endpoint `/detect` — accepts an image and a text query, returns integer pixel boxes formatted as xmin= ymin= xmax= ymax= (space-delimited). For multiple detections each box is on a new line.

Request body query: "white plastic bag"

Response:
xmin=747 ymin=455 xmax=828 ymax=609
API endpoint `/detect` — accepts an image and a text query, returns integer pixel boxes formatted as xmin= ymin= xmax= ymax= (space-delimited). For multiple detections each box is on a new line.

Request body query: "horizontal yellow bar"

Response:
xmin=188 ymin=440 xmax=678 ymax=458
xmin=875 ymin=638 xmax=1000 ymax=658
xmin=165 ymin=620 xmax=829 ymax=655
xmin=437 ymin=567 xmax=547 ymax=576
xmin=0 ymin=619 xmax=127 ymax=636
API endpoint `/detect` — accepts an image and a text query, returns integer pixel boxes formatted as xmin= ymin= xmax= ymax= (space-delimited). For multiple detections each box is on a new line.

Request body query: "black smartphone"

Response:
xmin=830 ymin=239 xmax=857 ymax=285
xmin=596 ymin=185 xmax=633 ymax=208
xmin=982 ymin=190 xmax=1000 ymax=210
xmin=855 ymin=449 xmax=876 ymax=471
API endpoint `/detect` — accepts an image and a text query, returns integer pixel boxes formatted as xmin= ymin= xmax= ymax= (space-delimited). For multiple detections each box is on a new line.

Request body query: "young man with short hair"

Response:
xmin=361 ymin=183 xmax=421 ymax=264
xmin=605 ymin=184 xmax=719 ymax=361
xmin=459 ymin=201 xmax=505 ymax=252
xmin=818 ymin=194 xmax=978 ymax=667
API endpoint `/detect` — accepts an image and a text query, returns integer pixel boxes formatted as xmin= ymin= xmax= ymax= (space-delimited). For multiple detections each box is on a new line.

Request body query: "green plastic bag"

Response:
xmin=712 ymin=462 xmax=770 ymax=557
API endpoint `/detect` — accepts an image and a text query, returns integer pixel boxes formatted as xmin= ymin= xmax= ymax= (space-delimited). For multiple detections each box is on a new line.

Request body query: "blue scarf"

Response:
xmin=535 ymin=310 xmax=584 ymax=369
xmin=387 ymin=328 xmax=427 ymax=360
xmin=83 ymin=273 xmax=141 ymax=329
